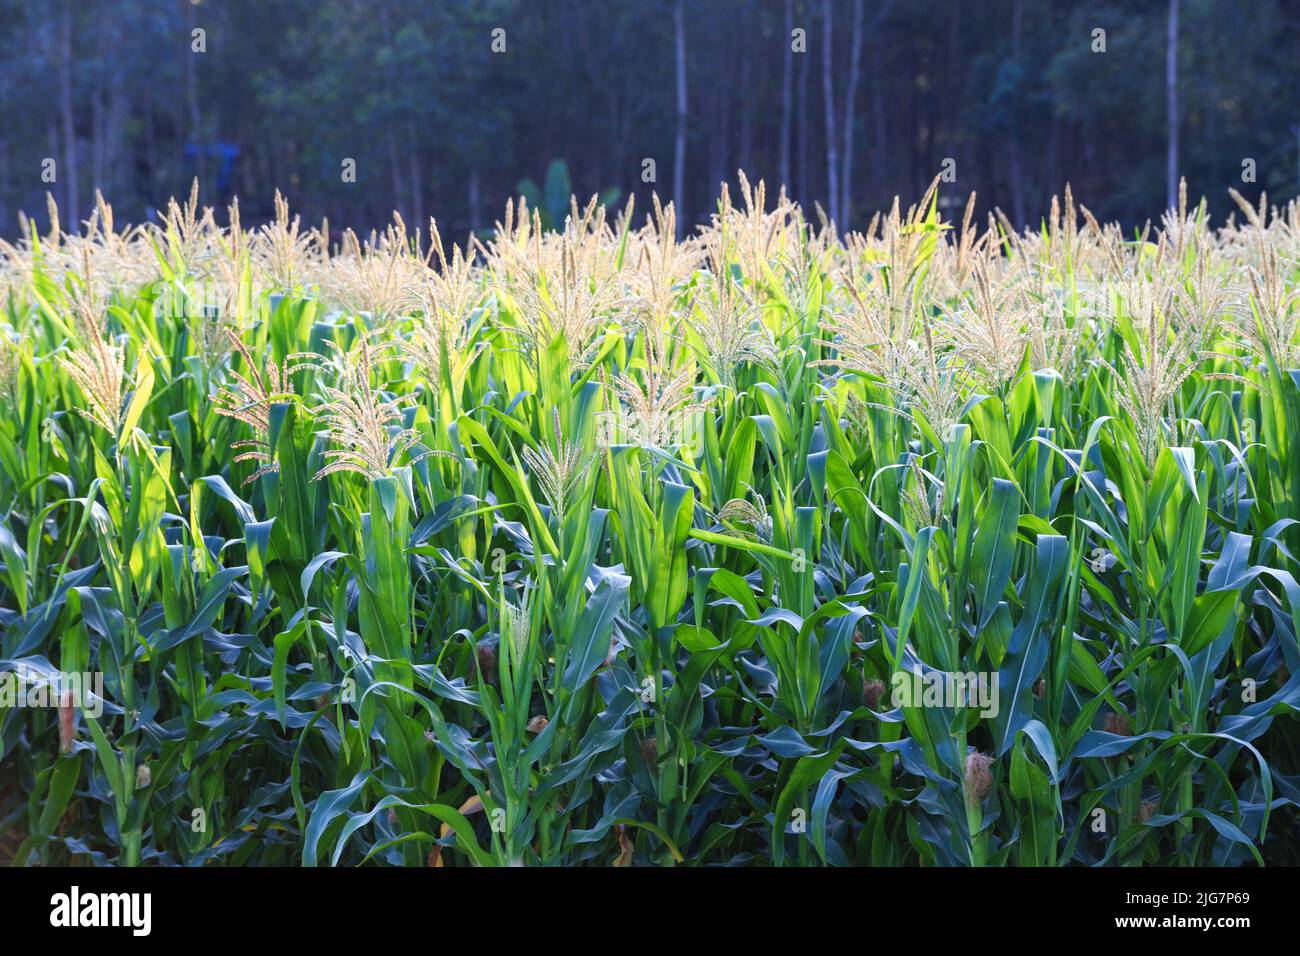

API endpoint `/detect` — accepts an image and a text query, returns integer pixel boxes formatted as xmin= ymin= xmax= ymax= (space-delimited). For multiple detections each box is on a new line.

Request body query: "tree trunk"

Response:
xmin=797 ymin=25 xmax=810 ymax=205
xmin=144 ymin=86 xmax=157 ymax=216
xmin=58 ymin=0 xmax=79 ymax=229
xmin=840 ymin=0 xmax=864 ymax=228
xmin=185 ymin=0 xmax=200 ymax=167
xmin=673 ymin=0 xmax=688 ymax=237
xmin=780 ymin=0 xmax=793 ymax=192
xmin=871 ymin=33 xmax=886 ymax=192
xmin=739 ymin=24 xmax=753 ymax=178
xmin=91 ymin=86 xmax=103 ymax=199
xmin=0 ymin=134 xmax=8 ymax=233
xmin=91 ymin=27 xmax=103 ymax=201
xmin=709 ymin=62 xmax=731 ymax=201
xmin=1166 ymin=0 xmax=1179 ymax=210
xmin=106 ymin=66 xmax=127 ymax=197
xmin=821 ymin=0 xmax=839 ymax=225
xmin=389 ymin=131 xmax=404 ymax=225
xmin=1293 ymin=125 xmax=1300 ymax=196
xmin=409 ymin=131 xmax=422 ymax=232
xmin=1008 ymin=0 xmax=1025 ymax=230
xmin=469 ymin=167 xmax=481 ymax=236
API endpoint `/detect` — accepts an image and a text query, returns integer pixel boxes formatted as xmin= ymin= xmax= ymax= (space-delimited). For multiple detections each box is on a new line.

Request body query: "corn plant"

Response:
xmin=1 ymin=178 xmax=1299 ymax=867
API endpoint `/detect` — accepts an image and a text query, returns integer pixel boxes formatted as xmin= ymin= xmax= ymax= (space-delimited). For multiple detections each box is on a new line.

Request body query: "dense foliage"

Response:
xmin=2 ymin=178 xmax=1300 ymax=866
xmin=3 ymin=0 xmax=1297 ymax=237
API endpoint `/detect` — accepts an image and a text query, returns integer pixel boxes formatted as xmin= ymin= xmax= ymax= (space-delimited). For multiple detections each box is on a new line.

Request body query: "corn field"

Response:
xmin=1 ymin=176 xmax=1299 ymax=867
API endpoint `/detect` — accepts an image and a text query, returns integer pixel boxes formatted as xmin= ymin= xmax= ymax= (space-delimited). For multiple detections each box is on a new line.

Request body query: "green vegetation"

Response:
xmin=1 ymin=178 xmax=1299 ymax=866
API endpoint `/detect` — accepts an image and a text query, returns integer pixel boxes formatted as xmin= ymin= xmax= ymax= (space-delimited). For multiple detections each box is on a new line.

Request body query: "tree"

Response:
xmin=780 ymin=0 xmax=794 ymax=191
xmin=0 ymin=0 xmax=1295 ymax=238
xmin=840 ymin=0 xmax=864 ymax=228
xmin=673 ymin=0 xmax=688 ymax=237
xmin=58 ymin=0 xmax=78 ymax=229
xmin=1167 ymin=0 xmax=1180 ymax=210
xmin=821 ymin=0 xmax=838 ymax=225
